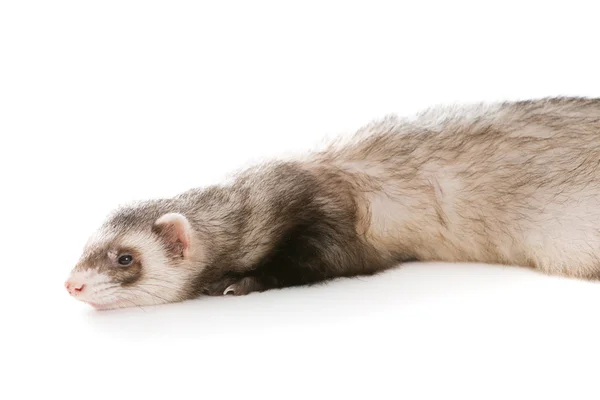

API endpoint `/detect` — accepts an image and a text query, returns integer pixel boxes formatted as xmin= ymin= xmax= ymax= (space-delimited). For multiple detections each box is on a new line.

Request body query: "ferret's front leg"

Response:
xmin=222 ymin=276 xmax=266 ymax=296
xmin=203 ymin=272 xmax=275 ymax=296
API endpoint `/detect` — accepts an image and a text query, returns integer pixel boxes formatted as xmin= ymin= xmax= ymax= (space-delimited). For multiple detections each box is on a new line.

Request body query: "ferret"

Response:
xmin=65 ymin=97 xmax=600 ymax=310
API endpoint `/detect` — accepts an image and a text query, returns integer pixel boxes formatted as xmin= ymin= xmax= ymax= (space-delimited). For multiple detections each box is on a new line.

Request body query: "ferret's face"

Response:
xmin=65 ymin=212 xmax=197 ymax=310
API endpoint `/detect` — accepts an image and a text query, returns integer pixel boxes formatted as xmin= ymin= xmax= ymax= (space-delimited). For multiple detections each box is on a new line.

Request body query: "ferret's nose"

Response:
xmin=65 ymin=279 xmax=85 ymax=296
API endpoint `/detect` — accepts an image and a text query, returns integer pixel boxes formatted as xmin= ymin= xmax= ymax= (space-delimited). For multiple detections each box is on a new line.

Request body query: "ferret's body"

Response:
xmin=66 ymin=97 xmax=600 ymax=309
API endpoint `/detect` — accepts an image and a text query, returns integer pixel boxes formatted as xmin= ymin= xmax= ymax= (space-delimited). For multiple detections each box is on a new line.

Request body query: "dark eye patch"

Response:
xmin=110 ymin=248 xmax=143 ymax=286
xmin=118 ymin=254 xmax=134 ymax=266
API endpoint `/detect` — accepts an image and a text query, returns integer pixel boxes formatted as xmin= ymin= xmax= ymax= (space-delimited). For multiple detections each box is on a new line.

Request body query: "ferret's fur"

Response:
xmin=67 ymin=97 xmax=600 ymax=309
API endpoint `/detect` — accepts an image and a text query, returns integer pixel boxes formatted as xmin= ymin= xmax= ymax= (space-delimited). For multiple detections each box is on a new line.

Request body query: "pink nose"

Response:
xmin=65 ymin=280 xmax=85 ymax=295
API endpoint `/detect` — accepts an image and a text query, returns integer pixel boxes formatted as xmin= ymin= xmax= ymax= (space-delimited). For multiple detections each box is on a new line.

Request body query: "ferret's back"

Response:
xmin=327 ymin=97 xmax=600 ymax=279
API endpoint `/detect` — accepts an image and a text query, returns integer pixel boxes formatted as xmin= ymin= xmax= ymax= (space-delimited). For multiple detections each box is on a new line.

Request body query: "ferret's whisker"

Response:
xmin=134 ymin=287 xmax=170 ymax=304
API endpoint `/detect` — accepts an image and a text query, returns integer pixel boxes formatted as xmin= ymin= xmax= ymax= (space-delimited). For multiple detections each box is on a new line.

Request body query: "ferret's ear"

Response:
xmin=152 ymin=213 xmax=192 ymax=259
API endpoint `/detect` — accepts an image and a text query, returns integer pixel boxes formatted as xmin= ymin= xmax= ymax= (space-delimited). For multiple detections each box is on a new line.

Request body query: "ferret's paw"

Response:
xmin=223 ymin=285 xmax=240 ymax=295
xmin=223 ymin=277 xmax=263 ymax=296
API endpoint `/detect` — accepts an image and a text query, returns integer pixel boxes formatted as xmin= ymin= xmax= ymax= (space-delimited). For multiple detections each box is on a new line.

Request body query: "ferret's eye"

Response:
xmin=117 ymin=254 xmax=134 ymax=266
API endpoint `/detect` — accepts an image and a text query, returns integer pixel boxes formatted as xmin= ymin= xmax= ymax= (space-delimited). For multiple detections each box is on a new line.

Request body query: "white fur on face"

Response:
xmin=118 ymin=231 xmax=193 ymax=308
xmin=71 ymin=228 xmax=200 ymax=310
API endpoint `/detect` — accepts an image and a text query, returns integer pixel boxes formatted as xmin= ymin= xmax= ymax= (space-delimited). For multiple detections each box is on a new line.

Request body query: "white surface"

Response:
xmin=2 ymin=1 xmax=600 ymax=399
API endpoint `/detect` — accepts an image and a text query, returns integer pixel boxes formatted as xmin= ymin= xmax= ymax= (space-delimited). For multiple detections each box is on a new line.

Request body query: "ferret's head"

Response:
xmin=65 ymin=205 xmax=201 ymax=310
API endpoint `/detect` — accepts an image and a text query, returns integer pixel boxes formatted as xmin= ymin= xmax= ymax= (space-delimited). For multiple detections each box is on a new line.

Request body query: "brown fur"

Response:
xmin=67 ymin=97 xmax=600 ymax=309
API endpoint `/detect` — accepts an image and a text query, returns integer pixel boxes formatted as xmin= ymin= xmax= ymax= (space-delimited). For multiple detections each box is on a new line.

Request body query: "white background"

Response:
xmin=2 ymin=1 xmax=600 ymax=399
